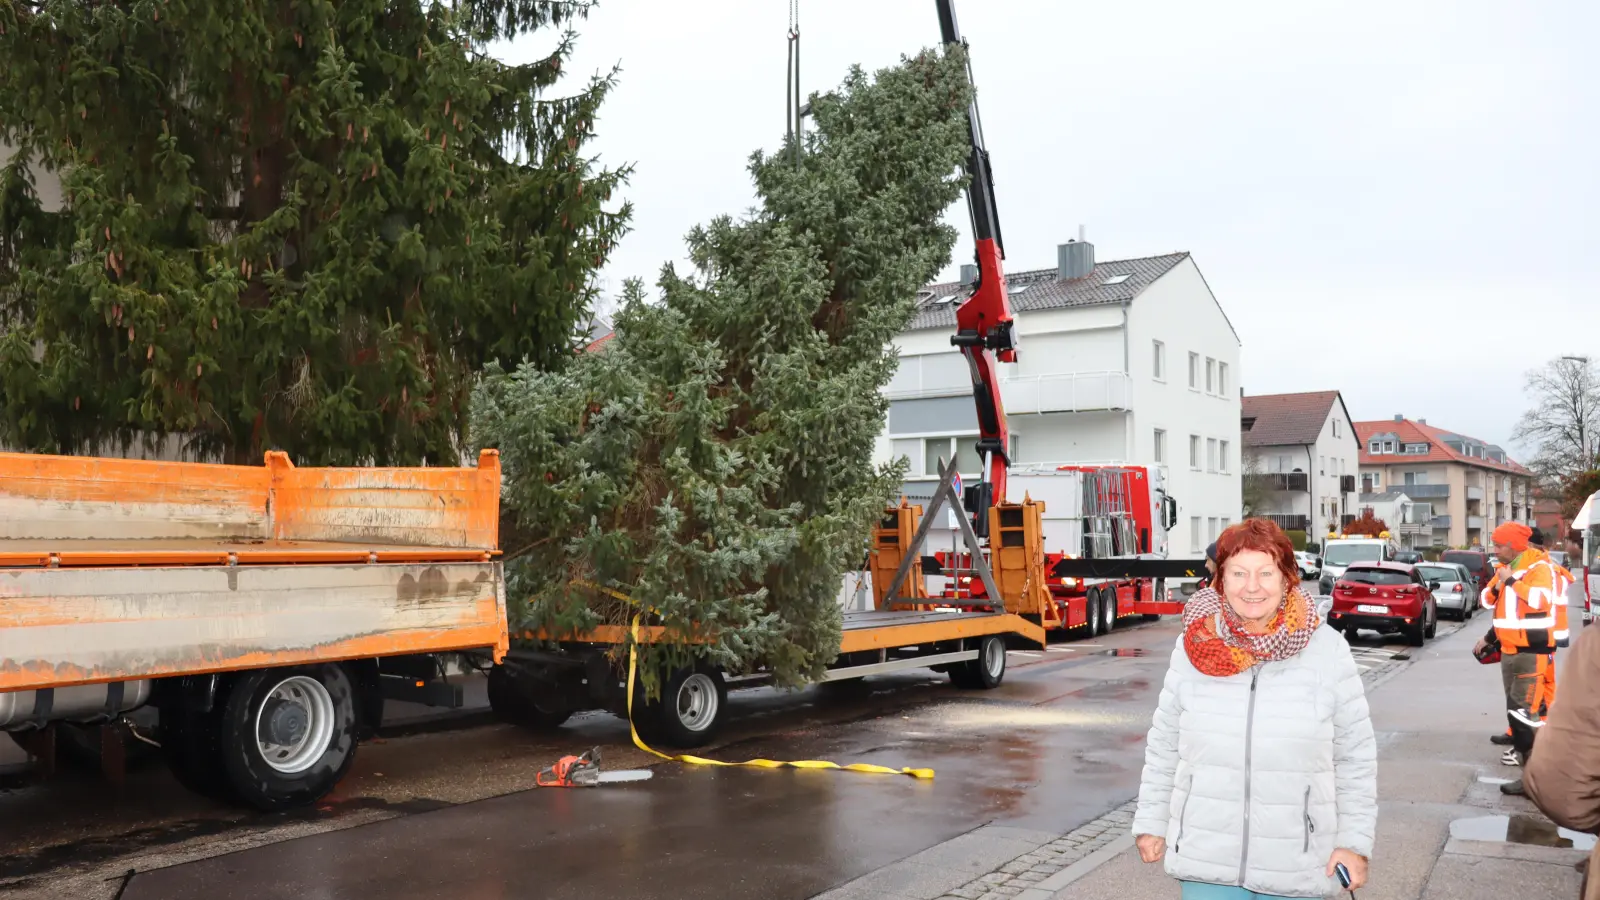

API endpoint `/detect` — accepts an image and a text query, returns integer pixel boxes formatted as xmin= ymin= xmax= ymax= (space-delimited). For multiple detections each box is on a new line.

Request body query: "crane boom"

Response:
xmin=937 ymin=0 xmax=1015 ymax=532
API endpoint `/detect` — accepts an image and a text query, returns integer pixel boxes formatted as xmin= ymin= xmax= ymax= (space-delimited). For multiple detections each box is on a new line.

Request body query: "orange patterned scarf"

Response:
xmin=1182 ymin=586 xmax=1321 ymax=677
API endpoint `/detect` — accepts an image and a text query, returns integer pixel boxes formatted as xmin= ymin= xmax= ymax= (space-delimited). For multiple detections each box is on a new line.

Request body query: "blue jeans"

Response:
xmin=1180 ymin=882 xmax=1298 ymax=900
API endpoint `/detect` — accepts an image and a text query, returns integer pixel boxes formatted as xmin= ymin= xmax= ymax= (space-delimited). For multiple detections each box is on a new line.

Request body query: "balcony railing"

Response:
xmin=1466 ymin=486 xmax=1484 ymax=501
xmin=1467 ymin=515 xmax=1485 ymax=530
xmin=998 ymin=372 xmax=1133 ymax=415
xmin=1265 ymin=515 xmax=1310 ymax=532
xmin=1432 ymin=515 xmax=1453 ymax=528
xmin=1260 ymin=472 xmax=1310 ymax=491
xmin=1401 ymin=484 xmax=1450 ymax=499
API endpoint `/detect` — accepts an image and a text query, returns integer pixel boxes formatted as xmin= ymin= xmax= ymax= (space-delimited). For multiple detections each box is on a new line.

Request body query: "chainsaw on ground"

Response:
xmin=535 ymin=746 xmax=652 ymax=787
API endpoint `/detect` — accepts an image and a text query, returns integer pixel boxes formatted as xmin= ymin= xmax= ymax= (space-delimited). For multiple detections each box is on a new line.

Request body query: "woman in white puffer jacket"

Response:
xmin=1133 ymin=518 xmax=1377 ymax=899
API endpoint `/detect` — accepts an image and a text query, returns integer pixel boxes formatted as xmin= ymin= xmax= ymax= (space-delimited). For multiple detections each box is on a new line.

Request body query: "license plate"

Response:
xmin=1357 ymin=604 xmax=1388 ymax=614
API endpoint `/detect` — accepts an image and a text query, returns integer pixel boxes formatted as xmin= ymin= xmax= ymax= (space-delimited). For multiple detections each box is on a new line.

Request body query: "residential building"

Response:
xmin=1355 ymin=416 xmax=1533 ymax=549
xmin=1532 ymin=493 xmax=1574 ymax=546
xmin=1239 ymin=391 xmax=1358 ymax=542
xmin=875 ymin=235 xmax=1241 ymax=557
xmin=1355 ymin=491 xmax=1434 ymax=550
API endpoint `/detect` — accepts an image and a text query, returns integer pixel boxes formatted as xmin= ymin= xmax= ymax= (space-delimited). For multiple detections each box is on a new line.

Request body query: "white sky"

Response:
xmin=503 ymin=0 xmax=1598 ymax=456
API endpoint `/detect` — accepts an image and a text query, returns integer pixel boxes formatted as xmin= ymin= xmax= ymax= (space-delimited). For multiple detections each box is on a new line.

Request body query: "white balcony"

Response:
xmin=1000 ymin=372 xmax=1132 ymax=415
xmin=1466 ymin=486 xmax=1485 ymax=501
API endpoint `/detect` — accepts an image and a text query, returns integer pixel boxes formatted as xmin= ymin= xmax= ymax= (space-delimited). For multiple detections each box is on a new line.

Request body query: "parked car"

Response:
xmin=1295 ymin=551 xmax=1323 ymax=581
xmin=1327 ymin=562 xmax=1438 ymax=646
xmin=1441 ymin=549 xmax=1495 ymax=591
xmin=1549 ymin=550 xmax=1569 ymax=567
xmin=1394 ymin=550 xmax=1424 ymax=564
xmin=1417 ymin=561 xmax=1476 ymax=621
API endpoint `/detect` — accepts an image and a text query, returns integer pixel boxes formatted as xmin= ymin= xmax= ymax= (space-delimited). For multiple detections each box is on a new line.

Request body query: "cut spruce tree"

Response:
xmin=472 ymin=46 xmax=976 ymax=693
xmin=0 ymin=0 xmax=629 ymax=465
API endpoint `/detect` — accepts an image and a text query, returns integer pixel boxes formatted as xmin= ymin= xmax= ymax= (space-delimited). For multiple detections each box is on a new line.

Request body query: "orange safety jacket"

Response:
xmin=1551 ymin=560 xmax=1576 ymax=648
xmin=1481 ymin=549 xmax=1559 ymax=653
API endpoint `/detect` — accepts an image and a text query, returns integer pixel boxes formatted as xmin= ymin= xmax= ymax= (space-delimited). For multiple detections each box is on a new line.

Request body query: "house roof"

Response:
xmin=1359 ymin=491 xmax=1407 ymax=503
xmin=1240 ymin=391 xmax=1343 ymax=447
xmin=1354 ymin=418 xmax=1531 ymax=475
xmin=906 ymin=252 xmax=1191 ymax=332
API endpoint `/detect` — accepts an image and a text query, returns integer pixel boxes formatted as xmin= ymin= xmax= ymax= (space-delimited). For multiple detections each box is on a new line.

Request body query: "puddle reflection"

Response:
xmin=1451 ymin=814 xmax=1597 ymax=850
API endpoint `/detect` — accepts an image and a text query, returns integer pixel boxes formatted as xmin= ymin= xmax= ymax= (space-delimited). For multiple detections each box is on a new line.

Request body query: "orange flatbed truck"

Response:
xmin=0 ymin=448 xmax=1044 ymax=808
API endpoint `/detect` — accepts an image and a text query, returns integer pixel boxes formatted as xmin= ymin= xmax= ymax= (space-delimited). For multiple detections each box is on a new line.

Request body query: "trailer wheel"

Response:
xmin=215 ymin=665 xmax=358 ymax=812
xmin=1100 ymin=587 xmax=1117 ymax=633
xmin=637 ymin=667 xmax=727 ymax=749
xmin=160 ymin=703 xmax=232 ymax=801
xmin=1084 ymin=591 xmax=1103 ymax=638
xmin=486 ymin=665 xmax=573 ymax=731
xmin=951 ymin=635 xmax=1007 ymax=690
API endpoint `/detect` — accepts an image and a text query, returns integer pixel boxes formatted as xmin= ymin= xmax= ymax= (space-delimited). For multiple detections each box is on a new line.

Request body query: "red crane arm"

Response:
xmin=938 ymin=0 xmax=1015 ymax=515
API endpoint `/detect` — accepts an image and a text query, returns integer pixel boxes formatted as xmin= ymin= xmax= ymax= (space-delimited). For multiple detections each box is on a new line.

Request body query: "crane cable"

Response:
xmin=785 ymin=0 xmax=802 ymax=165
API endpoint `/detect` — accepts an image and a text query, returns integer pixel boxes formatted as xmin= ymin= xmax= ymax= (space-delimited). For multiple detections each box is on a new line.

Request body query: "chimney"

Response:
xmin=1058 ymin=228 xmax=1094 ymax=281
xmin=959 ymin=263 xmax=979 ymax=285
xmin=1418 ymin=418 xmax=1427 ymax=425
xmin=1393 ymin=414 xmax=1403 ymax=422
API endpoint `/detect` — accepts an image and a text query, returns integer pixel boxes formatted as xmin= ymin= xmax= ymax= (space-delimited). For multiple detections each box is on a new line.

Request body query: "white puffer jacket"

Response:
xmin=1131 ymin=624 xmax=1377 ymax=898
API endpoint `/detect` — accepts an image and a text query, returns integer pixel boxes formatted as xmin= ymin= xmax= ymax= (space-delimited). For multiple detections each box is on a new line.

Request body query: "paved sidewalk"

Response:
xmin=814 ymin=622 xmax=1588 ymax=900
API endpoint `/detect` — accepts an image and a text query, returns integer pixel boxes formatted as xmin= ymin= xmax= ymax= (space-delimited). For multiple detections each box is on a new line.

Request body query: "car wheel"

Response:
xmin=1424 ymin=601 xmax=1437 ymax=639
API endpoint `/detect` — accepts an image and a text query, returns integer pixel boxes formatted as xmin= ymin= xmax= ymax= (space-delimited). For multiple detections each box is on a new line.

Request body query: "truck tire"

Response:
xmin=636 ymin=667 xmax=727 ymax=749
xmin=487 ymin=665 xmax=573 ymax=731
xmin=1100 ymin=587 xmax=1117 ymax=633
xmin=216 ymin=665 xmax=359 ymax=812
xmin=950 ymin=635 xmax=1007 ymax=690
xmin=160 ymin=703 xmax=232 ymax=802
xmin=1084 ymin=592 xmax=1103 ymax=639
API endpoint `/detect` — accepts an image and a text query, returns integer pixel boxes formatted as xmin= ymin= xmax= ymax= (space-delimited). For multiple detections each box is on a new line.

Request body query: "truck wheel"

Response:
xmin=487 ymin=665 xmax=573 ymax=731
xmin=1084 ymin=593 xmax=1103 ymax=638
xmin=637 ymin=667 xmax=727 ymax=749
xmin=951 ymin=635 xmax=1007 ymax=690
xmin=1100 ymin=588 xmax=1117 ymax=633
xmin=159 ymin=702 xmax=233 ymax=801
xmin=216 ymin=665 xmax=359 ymax=812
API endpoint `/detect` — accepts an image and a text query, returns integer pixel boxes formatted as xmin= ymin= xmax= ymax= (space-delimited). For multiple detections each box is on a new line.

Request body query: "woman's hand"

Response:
xmin=1135 ymin=834 xmax=1165 ymax=863
xmin=1327 ymin=848 xmax=1368 ymax=889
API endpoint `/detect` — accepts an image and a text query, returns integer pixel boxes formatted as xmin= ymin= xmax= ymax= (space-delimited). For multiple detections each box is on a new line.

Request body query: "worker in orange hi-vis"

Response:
xmin=1476 ymin=522 xmax=1559 ymax=796
xmin=1530 ymin=528 xmax=1574 ymax=720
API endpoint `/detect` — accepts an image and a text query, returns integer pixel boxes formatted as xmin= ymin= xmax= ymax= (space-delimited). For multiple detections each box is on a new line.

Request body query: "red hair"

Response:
xmin=1214 ymin=518 xmax=1299 ymax=588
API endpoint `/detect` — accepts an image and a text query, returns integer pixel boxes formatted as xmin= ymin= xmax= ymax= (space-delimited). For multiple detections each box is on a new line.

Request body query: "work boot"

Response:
xmin=1491 ymin=733 xmax=1514 ymax=746
xmin=1500 ymin=779 xmax=1526 ymax=796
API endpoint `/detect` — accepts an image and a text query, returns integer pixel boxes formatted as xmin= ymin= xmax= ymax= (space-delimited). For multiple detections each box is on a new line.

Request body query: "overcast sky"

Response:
xmin=504 ymin=0 xmax=1597 ymax=458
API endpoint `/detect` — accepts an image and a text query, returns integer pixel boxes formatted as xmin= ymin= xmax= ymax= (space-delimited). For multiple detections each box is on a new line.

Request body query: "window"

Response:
xmin=1190 ymin=434 xmax=1201 ymax=470
xmin=1219 ymin=440 xmax=1230 ymax=473
xmin=1208 ymin=517 xmax=1220 ymax=541
xmin=1206 ymin=438 xmax=1218 ymax=473
xmin=1218 ymin=362 xmax=1229 ymax=395
xmin=921 ymin=437 xmax=982 ymax=476
xmin=1334 ymin=419 xmax=1342 ymax=438
xmin=1220 ymin=516 xmax=1231 ymax=532
xmin=1384 ymin=441 xmax=1396 ymax=453
xmin=891 ymin=439 xmax=921 ymax=472
xmin=1404 ymin=443 xmax=1428 ymax=454
xmin=1190 ymin=517 xmax=1202 ymax=552
xmin=1102 ymin=273 xmax=1132 ymax=285
xmin=1205 ymin=357 xmax=1216 ymax=393
xmin=1153 ymin=341 xmax=1166 ymax=381
xmin=1154 ymin=429 xmax=1167 ymax=464
xmin=1009 ymin=434 xmax=1021 ymax=464
xmin=1368 ymin=440 xmax=1381 ymax=453
xmin=1188 ymin=353 xmax=1199 ymax=389
xmin=1320 ymin=455 xmax=1326 ymax=475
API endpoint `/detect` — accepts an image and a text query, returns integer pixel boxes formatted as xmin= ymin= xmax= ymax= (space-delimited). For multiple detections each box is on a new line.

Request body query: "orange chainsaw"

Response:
xmin=536 ymin=747 xmax=652 ymax=788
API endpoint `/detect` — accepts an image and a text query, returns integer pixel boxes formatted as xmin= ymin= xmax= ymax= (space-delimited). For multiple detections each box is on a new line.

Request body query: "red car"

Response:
xmin=1327 ymin=561 xmax=1438 ymax=646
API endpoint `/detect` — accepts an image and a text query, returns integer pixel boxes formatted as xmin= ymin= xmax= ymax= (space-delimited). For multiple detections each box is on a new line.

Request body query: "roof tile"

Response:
xmin=1240 ymin=391 xmax=1341 ymax=447
xmin=907 ymin=252 xmax=1190 ymax=331
xmin=1353 ymin=418 xmax=1530 ymax=475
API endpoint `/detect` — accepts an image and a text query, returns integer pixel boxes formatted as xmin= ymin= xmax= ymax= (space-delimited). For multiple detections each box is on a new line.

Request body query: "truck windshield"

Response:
xmin=1590 ymin=524 xmax=1600 ymax=569
xmin=1324 ymin=543 xmax=1382 ymax=566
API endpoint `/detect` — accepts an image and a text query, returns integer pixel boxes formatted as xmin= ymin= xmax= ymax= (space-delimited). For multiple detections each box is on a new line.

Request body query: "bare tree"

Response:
xmin=1241 ymin=451 xmax=1273 ymax=519
xmin=1513 ymin=356 xmax=1600 ymax=495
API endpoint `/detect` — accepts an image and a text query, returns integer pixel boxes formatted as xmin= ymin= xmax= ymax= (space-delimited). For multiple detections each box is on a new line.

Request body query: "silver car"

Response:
xmin=1417 ymin=562 xmax=1477 ymax=621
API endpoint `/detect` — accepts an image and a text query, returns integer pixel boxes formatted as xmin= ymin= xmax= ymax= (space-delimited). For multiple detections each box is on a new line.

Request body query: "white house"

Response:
xmin=1239 ymin=391 xmax=1359 ymax=543
xmin=875 ymin=236 xmax=1241 ymax=558
xmin=1355 ymin=491 xmax=1434 ymax=550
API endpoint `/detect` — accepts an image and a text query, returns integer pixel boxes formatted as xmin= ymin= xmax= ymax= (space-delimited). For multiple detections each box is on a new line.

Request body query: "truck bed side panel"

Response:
xmin=0 ymin=453 xmax=270 ymax=541
xmin=268 ymin=451 xmax=501 ymax=549
xmin=0 ymin=562 xmax=508 ymax=691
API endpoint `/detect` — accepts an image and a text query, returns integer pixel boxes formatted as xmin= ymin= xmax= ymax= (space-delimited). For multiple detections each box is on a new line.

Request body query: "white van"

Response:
xmin=1318 ymin=537 xmax=1398 ymax=595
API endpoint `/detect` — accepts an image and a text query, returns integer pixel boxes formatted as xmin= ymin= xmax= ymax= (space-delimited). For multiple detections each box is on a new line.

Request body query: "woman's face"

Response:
xmin=1221 ymin=548 xmax=1286 ymax=630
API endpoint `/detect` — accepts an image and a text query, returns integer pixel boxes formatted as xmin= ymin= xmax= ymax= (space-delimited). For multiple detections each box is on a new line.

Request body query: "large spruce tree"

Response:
xmin=471 ymin=47 xmax=976 ymax=690
xmin=0 ymin=0 xmax=629 ymax=464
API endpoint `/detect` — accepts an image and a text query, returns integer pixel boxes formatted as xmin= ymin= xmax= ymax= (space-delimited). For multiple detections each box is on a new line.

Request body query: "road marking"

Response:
xmin=1046 ymin=647 xmax=1077 ymax=653
xmin=1008 ymin=651 xmax=1042 ymax=658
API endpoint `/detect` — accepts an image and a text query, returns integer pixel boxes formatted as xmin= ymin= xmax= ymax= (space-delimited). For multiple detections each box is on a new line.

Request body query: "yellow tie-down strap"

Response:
xmin=624 ymin=615 xmax=933 ymax=780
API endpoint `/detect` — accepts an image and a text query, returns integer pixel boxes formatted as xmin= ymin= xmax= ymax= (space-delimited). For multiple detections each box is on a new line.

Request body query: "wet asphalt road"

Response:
xmin=3 ymin=585 xmax=1432 ymax=900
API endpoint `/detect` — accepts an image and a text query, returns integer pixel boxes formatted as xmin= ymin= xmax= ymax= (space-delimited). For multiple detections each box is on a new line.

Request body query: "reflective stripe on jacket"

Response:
xmin=1484 ymin=550 xmax=1558 ymax=653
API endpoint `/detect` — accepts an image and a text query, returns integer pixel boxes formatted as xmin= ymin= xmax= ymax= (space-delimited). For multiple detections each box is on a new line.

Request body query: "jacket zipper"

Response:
xmin=1239 ymin=666 xmax=1261 ymax=883
xmin=1302 ymin=785 xmax=1313 ymax=852
xmin=1175 ymin=785 xmax=1193 ymax=854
